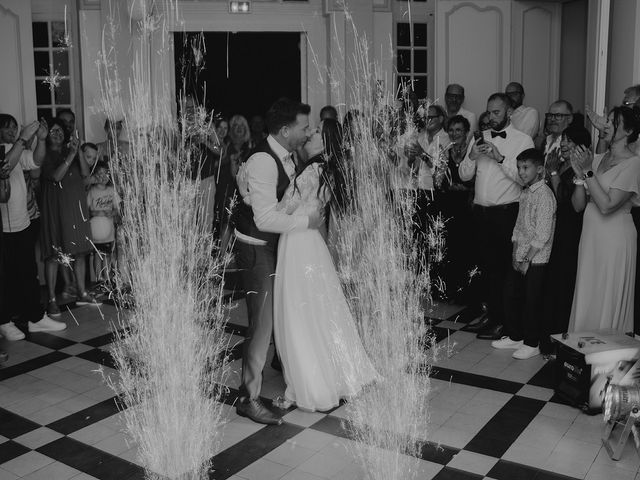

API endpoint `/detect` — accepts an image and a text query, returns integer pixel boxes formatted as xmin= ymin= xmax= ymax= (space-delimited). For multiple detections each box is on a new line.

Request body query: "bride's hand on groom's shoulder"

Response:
xmin=307 ymin=208 xmax=325 ymax=230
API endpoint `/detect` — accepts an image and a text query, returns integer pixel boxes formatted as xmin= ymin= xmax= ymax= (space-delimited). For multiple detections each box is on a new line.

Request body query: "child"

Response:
xmin=492 ymin=148 xmax=556 ymax=359
xmin=86 ymin=158 xmax=120 ymax=285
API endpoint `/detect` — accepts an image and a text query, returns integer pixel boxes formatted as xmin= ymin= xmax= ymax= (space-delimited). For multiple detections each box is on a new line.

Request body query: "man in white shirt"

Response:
xmin=405 ymin=105 xmax=451 ymax=251
xmin=505 ymin=82 xmax=540 ymax=139
xmin=541 ymin=100 xmax=573 ymax=163
xmin=0 ymin=115 xmax=66 ymax=342
xmin=233 ymin=98 xmax=323 ymax=425
xmin=459 ymin=93 xmax=534 ymax=340
xmin=445 ymin=84 xmax=477 ymax=137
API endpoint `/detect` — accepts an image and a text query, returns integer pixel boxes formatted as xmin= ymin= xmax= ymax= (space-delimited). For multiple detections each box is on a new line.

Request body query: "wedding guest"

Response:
xmin=249 ymin=115 xmax=267 ymax=148
xmin=539 ymin=125 xmax=590 ymax=354
xmin=541 ymin=100 xmax=573 ymax=162
xmin=40 ymin=119 xmax=101 ymax=317
xmin=445 ymin=84 xmax=477 ymax=138
xmin=494 ymin=148 xmax=555 ymax=360
xmin=439 ymin=115 xmax=476 ymax=302
xmin=96 ymin=118 xmax=129 ymax=165
xmin=87 ymin=159 xmax=120 ymax=285
xmin=459 ymin=93 xmax=534 ymax=340
xmin=404 ymin=105 xmax=450 ymax=243
xmin=215 ymin=115 xmax=251 ymax=250
xmin=569 ymin=106 xmax=640 ymax=334
xmin=505 ymin=82 xmax=540 ymax=139
xmin=0 ymin=115 xmax=65 ymax=339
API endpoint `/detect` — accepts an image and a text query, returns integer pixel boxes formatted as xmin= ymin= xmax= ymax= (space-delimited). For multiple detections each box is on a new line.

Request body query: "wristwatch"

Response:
xmin=522 ymin=257 xmax=530 ymax=263
xmin=583 ymin=170 xmax=594 ymax=180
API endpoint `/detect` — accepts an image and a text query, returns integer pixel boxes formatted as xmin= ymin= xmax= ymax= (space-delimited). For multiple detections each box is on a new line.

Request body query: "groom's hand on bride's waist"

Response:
xmin=307 ymin=208 xmax=325 ymax=230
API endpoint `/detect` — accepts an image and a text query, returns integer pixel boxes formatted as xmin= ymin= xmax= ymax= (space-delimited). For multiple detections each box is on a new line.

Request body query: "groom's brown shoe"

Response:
xmin=236 ymin=397 xmax=282 ymax=425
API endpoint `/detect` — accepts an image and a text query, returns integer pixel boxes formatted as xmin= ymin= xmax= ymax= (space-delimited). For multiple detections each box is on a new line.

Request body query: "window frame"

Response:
xmin=31 ymin=2 xmax=82 ymax=130
xmin=392 ymin=1 xmax=434 ymax=101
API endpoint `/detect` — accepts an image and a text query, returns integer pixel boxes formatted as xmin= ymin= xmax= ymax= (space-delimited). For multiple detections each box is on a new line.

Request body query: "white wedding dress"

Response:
xmin=274 ymin=162 xmax=379 ymax=412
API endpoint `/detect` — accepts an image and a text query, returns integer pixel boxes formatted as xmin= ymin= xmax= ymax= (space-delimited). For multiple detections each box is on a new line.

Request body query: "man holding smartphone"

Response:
xmin=458 ymin=93 xmax=534 ymax=340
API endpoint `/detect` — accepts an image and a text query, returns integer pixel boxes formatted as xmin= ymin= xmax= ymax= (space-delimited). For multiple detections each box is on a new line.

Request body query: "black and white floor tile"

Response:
xmin=0 ymin=276 xmax=637 ymax=480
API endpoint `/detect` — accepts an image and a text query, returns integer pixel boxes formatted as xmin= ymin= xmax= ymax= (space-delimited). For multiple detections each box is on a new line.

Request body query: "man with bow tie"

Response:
xmin=459 ymin=92 xmax=534 ymax=340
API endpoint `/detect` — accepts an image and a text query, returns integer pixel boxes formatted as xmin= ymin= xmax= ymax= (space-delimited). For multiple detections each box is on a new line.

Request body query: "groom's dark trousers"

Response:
xmin=236 ymin=239 xmax=278 ymax=399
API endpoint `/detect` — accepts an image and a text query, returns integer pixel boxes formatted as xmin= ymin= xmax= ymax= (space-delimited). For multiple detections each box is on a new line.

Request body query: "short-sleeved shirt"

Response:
xmin=0 ymin=144 xmax=38 ymax=233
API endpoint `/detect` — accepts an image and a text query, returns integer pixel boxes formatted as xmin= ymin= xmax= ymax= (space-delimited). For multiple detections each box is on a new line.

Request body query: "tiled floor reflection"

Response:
xmin=0 ymin=284 xmax=636 ymax=480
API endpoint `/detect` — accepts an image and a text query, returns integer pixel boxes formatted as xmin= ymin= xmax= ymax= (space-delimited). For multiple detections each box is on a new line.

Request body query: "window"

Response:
xmin=396 ymin=22 xmax=428 ymax=100
xmin=32 ymin=21 xmax=73 ymax=121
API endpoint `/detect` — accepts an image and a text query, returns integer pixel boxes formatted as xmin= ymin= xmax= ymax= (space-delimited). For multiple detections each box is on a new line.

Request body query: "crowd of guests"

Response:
xmin=0 ymin=110 xmax=121 ymax=343
xmin=397 ymin=82 xmax=640 ymax=360
xmin=2 ymin=82 xmax=640 ymax=366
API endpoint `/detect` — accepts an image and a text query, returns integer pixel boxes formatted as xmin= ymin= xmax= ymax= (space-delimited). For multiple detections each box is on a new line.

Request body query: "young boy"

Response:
xmin=86 ymin=158 xmax=120 ymax=285
xmin=492 ymin=148 xmax=556 ymax=359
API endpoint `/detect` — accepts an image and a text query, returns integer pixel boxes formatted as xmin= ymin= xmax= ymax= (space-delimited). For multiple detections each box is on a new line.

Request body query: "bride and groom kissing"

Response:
xmin=233 ymin=98 xmax=378 ymax=425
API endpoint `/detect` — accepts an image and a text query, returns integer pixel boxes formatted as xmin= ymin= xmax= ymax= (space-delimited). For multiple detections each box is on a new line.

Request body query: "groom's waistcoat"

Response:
xmin=232 ymin=140 xmax=291 ymax=245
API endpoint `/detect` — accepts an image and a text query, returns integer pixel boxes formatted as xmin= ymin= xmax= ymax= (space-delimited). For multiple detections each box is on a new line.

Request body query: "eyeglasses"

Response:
xmin=545 ymin=113 xmax=572 ymax=120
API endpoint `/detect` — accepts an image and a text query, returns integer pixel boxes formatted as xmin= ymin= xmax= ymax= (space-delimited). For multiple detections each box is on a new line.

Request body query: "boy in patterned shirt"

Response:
xmin=492 ymin=148 xmax=556 ymax=359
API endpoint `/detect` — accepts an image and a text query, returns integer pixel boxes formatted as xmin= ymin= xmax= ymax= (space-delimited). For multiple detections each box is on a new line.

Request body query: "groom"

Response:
xmin=233 ymin=98 xmax=323 ymax=425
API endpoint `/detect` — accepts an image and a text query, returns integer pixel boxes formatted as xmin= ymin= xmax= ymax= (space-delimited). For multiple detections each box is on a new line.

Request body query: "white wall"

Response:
xmin=79 ymin=8 xmax=102 ymax=142
xmin=0 ymin=0 xmax=36 ymax=124
xmin=435 ymin=0 xmax=512 ymax=117
xmin=606 ymin=0 xmax=640 ymax=108
xmin=511 ymin=1 xmax=560 ymax=117
xmin=559 ymin=0 xmax=588 ymax=113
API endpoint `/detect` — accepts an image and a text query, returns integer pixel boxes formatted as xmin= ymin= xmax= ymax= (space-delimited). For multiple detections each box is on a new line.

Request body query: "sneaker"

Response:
xmin=491 ymin=336 xmax=524 ymax=350
xmin=28 ymin=315 xmax=67 ymax=332
xmin=60 ymin=285 xmax=78 ymax=301
xmin=76 ymin=292 xmax=102 ymax=307
xmin=47 ymin=300 xmax=61 ymax=318
xmin=0 ymin=322 xmax=25 ymax=341
xmin=513 ymin=345 xmax=540 ymax=360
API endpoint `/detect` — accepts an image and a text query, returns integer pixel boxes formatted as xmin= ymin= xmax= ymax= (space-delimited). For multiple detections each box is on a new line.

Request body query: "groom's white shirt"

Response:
xmin=235 ymin=135 xmax=309 ymax=245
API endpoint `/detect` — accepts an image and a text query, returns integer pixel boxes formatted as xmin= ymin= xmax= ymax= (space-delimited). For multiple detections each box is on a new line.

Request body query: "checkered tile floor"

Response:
xmin=0 ymin=284 xmax=637 ymax=480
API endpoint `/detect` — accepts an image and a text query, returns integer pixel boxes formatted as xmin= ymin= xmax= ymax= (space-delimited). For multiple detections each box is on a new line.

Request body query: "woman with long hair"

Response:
xmin=40 ymin=118 xmax=100 ymax=316
xmin=569 ymin=106 xmax=640 ymax=333
xmin=317 ymin=119 xmax=348 ymax=260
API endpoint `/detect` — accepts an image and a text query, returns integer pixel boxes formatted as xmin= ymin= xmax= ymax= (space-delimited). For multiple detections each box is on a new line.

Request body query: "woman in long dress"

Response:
xmin=568 ymin=106 xmax=640 ymax=333
xmin=273 ymin=130 xmax=378 ymax=412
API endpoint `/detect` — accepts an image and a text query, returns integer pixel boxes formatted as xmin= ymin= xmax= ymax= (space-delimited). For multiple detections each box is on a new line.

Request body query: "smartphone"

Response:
xmin=473 ymin=130 xmax=485 ymax=146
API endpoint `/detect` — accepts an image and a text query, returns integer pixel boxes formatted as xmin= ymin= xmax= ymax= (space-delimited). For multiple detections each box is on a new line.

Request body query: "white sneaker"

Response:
xmin=491 ymin=336 xmax=523 ymax=350
xmin=28 ymin=315 xmax=67 ymax=333
xmin=513 ymin=345 xmax=540 ymax=360
xmin=0 ymin=322 xmax=25 ymax=341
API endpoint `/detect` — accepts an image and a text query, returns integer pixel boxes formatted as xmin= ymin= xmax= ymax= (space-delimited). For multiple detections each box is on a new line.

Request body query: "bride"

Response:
xmin=273 ymin=121 xmax=379 ymax=412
